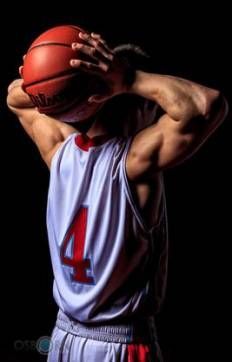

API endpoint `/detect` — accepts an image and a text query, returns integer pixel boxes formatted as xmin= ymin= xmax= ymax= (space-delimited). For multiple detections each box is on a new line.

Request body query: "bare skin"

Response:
xmin=7 ymin=31 xmax=228 ymax=228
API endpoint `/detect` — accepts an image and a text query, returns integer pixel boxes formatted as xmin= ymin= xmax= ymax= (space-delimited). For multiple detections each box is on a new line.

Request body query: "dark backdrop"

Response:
xmin=0 ymin=2 xmax=231 ymax=361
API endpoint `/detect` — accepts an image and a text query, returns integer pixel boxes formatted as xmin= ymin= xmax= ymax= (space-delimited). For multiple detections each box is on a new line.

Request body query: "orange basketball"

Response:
xmin=22 ymin=25 xmax=88 ymax=115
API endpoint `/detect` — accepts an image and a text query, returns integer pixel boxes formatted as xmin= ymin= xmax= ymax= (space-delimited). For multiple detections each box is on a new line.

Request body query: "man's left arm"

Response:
xmin=69 ymin=31 xmax=228 ymax=176
xmin=125 ymin=71 xmax=228 ymax=178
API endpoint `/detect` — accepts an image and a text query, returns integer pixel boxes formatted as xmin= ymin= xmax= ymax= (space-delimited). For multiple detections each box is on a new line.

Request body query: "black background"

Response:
xmin=0 ymin=2 xmax=231 ymax=361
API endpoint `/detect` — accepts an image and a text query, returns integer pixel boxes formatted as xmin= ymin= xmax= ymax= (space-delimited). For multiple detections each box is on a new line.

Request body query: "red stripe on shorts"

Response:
xmin=127 ymin=344 xmax=150 ymax=362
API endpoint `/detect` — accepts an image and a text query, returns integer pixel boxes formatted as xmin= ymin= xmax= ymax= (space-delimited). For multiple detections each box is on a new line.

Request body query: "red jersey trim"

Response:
xmin=75 ymin=134 xmax=112 ymax=151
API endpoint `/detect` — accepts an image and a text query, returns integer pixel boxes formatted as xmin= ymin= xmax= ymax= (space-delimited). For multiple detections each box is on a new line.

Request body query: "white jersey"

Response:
xmin=46 ymin=131 xmax=168 ymax=324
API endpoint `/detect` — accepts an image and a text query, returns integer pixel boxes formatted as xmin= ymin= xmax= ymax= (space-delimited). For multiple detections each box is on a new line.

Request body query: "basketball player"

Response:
xmin=7 ymin=31 xmax=228 ymax=362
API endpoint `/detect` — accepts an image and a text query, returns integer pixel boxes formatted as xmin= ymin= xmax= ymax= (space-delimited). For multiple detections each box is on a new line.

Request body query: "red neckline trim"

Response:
xmin=75 ymin=133 xmax=112 ymax=151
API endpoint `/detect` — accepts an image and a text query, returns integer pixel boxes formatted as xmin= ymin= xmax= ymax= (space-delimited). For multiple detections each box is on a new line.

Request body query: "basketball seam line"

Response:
xmin=24 ymin=69 xmax=78 ymax=88
xmin=28 ymin=42 xmax=72 ymax=52
xmin=68 ymin=25 xmax=83 ymax=31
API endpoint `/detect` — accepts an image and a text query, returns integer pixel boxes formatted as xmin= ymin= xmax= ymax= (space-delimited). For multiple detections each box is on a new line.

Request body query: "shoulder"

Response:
xmin=12 ymin=106 xmax=77 ymax=168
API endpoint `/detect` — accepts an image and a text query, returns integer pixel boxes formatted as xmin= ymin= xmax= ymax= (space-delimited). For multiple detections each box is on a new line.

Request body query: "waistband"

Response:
xmin=56 ymin=310 xmax=157 ymax=344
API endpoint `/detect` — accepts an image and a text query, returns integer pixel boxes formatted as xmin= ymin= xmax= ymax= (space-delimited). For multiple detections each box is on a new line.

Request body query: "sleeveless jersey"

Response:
xmin=46 ymin=132 xmax=168 ymax=324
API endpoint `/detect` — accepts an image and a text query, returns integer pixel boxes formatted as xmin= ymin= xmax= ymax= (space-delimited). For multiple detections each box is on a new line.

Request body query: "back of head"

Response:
xmin=100 ymin=44 xmax=158 ymax=137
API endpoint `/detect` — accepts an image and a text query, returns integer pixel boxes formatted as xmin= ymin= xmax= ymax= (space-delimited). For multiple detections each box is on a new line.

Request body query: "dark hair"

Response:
xmin=98 ymin=44 xmax=157 ymax=137
xmin=113 ymin=43 xmax=154 ymax=73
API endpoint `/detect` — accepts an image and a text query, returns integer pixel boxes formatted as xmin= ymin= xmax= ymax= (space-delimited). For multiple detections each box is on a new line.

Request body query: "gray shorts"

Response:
xmin=47 ymin=310 xmax=163 ymax=361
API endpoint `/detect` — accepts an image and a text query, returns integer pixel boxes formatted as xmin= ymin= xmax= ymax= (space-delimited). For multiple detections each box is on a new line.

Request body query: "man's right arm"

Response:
xmin=7 ymin=79 xmax=77 ymax=168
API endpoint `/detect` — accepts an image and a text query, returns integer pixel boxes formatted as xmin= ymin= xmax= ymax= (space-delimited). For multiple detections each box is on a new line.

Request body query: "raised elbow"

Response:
xmin=6 ymin=93 xmax=14 ymax=109
xmin=204 ymin=90 xmax=228 ymax=122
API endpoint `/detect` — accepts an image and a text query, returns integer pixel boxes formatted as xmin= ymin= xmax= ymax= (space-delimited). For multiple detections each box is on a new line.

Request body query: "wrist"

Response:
xmin=129 ymin=70 xmax=154 ymax=98
xmin=122 ymin=58 xmax=137 ymax=93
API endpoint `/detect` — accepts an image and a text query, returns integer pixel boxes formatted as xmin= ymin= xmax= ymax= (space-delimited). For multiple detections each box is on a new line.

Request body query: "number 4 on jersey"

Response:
xmin=60 ymin=207 xmax=95 ymax=284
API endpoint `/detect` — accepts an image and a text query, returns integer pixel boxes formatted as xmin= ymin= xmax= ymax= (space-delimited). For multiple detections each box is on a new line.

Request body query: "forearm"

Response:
xmin=129 ymin=71 xmax=220 ymax=123
xmin=7 ymin=79 xmax=42 ymax=140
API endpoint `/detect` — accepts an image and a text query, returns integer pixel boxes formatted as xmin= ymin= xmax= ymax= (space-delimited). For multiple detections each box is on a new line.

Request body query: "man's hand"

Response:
xmin=70 ymin=32 xmax=132 ymax=103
